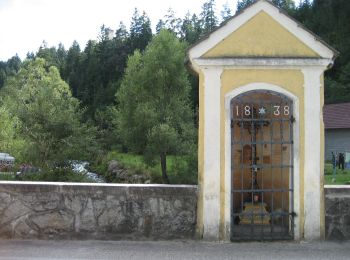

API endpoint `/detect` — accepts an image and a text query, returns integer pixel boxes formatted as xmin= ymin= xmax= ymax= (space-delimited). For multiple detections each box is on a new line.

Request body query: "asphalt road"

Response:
xmin=0 ymin=239 xmax=349 ymax=260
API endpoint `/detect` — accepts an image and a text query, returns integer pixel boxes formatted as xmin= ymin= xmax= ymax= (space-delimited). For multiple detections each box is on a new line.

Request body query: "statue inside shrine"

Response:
xmin=236 ymin=106 xmax=271 ymax=225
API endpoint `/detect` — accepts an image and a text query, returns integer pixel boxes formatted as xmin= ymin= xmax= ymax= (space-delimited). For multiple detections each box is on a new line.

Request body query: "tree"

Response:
xmin=0 ymin=106 xmax=26 ymax=161
xmin=36 ymin=41 xmax=67 ymax=71
xmin=294 ymin=0 xmax=350 ymax=104
xmin=163 ymin=8 xmax=181 ymax=35
xmin=117 ymin=30 xmax=195 ymax=183
xmin=156 ymin=19 xmax=165 ymax=34
xmin=180 ymin=13 xmax=202 ymax=44
xmin=237 ymin=0 xmax=295 ymax=13
xmin=6 ymin=55 xmax=21 ymax=76
xmin=200 ymin=0 xmax=218 ymax=34
xmin=0 ymin=62 xmax=6 ymax=88
xmin=129 ymin=8 xmax=153 ymax=51
xmin=221 ymin=2 xmax=232 ymax=22
xmin=272 ymin=0 xmax=295 ymax=12
xmin=236 ymin=0 xmax=256 ymax=13
xmin=1 ymin=58 xmax=98 ymax=166
xmin=0 ymin=55 xmax=22 ymax=89
xmin=115 ymin=22 xmax=129 ymax=40
xmin=62 ymin=40 xmax=81 ymax=97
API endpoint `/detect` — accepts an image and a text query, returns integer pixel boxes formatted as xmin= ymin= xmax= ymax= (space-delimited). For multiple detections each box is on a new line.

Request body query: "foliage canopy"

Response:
xmin=117 ymin=30 xmax=195 ymax=183
xmin=1 ymin=58 xmax=98 ymax=166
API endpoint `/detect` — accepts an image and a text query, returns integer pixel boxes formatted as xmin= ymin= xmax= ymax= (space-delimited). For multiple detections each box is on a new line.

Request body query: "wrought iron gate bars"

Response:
xmin=230 ymin=90 xmax=294 ymax=241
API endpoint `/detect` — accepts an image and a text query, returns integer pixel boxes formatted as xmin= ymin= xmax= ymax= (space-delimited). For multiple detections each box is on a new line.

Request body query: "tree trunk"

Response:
xmin=160 ymin=153 xmax=169 ymax=184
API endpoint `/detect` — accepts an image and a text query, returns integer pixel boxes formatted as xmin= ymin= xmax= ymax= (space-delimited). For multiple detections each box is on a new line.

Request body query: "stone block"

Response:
xmin=30 ymin=210 xmax=74 ymax=232
xmin=0 ymin=200 xmax=31 ymax=226
xmin=325 ymin=187 xmax=350 ymax=241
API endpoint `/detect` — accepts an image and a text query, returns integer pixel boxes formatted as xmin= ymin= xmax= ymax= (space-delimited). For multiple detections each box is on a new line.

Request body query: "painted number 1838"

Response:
xmin=235 ymin=105 xmax=290 ymax=117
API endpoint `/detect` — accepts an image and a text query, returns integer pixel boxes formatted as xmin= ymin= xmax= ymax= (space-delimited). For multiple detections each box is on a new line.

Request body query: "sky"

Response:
xmin=0 ymin=0 xmax=239 ymax=61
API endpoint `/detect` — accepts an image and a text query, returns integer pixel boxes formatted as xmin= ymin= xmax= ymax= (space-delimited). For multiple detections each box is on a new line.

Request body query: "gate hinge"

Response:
xmin=290 ymin=116 xmax=296 ymax=123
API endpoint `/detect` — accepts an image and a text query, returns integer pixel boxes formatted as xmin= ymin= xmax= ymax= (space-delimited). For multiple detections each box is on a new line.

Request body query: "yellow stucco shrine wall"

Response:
xmin=193 ymin=2 xmax=331 ymax=241
xmin=196 ymin=69 xmax=307 ymax=239
xmin=202 ymin=11 xmax=320 ymax=58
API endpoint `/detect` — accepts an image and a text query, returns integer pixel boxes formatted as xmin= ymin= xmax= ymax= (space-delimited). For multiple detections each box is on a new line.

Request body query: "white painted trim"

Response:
xmin=0 ymin=181 xmax=197 ymax=188
xmin=224 ymin=83 xmax=300 ymax=240
xmin=193 ymin=58 xmax=333 ymax=68
xmin=202 ymin=67 xmax=223 ymax=240
xmin=324 ymin=185 xmax=350 ymax=189
xmin=302 ymin=68 xmax=323 ymax=240
xmin=188 ymin=0 xmax=334 ymax=60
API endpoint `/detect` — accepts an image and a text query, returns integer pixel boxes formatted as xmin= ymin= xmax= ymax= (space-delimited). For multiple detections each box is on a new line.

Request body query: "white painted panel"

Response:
xmin=202 ymin=68 xmax=222 ymax=240
xmin=303 ymin=68 xmax=323 ymax=240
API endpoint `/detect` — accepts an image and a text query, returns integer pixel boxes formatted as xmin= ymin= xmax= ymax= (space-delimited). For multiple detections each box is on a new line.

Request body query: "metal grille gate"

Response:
xmin=230 ymin=90 xmax=294 ymax=241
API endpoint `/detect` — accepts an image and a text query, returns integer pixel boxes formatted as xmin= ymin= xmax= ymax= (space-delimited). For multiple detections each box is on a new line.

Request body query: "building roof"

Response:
xmin=324 ymin=103 xmax=350 ymax=129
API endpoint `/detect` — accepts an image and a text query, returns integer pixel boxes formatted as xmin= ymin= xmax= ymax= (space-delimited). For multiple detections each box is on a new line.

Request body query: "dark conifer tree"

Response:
xmin=200 ymin=0 xmax=218 ymax=34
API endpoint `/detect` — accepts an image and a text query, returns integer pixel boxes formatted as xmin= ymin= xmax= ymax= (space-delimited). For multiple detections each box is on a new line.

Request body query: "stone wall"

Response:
xmin=325 ymin=185 xmax=350 ymax=240
xmin=0 ymin=181 xmax=197 ymax=240
xmin=1 ymin=182 xmax=349 ymax=241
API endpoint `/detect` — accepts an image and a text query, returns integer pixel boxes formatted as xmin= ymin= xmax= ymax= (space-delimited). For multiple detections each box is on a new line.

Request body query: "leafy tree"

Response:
xmin=0 ymin=106 xmax=26 ymax=161
xmin=1 ymin=58 xmax=98 ymax=166
xmin=117 ymin=30 xmax=195 ymax=183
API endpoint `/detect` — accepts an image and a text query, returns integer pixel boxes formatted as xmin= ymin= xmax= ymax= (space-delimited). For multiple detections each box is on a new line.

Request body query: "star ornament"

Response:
xmin=258 ymin=107 xmax=266 ymax=115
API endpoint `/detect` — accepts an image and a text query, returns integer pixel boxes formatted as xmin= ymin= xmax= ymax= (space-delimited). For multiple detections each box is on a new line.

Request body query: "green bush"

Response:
xmin=169 ymin=153 xmax=198 ymax=185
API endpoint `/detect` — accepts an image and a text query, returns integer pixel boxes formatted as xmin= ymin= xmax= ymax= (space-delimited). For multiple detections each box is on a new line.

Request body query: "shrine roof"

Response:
xmin=324 ymin=103 xmax=350 ymax=129
xmin=187 ymin=0 xmax=338 ymax=67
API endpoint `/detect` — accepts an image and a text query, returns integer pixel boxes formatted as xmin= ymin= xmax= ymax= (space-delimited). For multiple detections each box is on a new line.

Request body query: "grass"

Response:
xmin=324 ymin=163 xmax=350 ymax=185
xmin=0 ymin=172 xmax=16 ymax=181
xmin=106 ymin=151 xmax=178 ymax=174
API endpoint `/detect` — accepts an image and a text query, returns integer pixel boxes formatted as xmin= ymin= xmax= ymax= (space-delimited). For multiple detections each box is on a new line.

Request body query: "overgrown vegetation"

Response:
xmin=89 ymin=151 xmax=197 ymax=184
